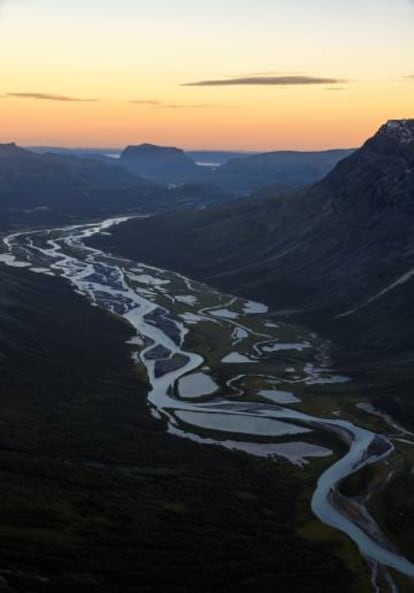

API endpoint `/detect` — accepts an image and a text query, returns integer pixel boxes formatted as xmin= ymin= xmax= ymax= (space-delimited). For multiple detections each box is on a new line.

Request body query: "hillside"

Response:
xmin=0 ymin=143 xmax=148 ymax=227
xmin=0 ymin=263 xmax=353 ymax=592
xmin=211 ymin=148 xmax=355 ymax=191
xmin=90 ymin=120 xmax=414 ymax=425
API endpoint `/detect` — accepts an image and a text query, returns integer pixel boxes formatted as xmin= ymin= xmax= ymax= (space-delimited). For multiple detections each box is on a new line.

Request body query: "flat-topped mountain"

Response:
xmin=120 ymin=143 xmax=202 ymax=183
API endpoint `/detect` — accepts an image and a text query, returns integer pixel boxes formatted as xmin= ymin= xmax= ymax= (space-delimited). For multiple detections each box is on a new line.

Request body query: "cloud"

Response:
xmin=129 ymin=99 xmax=162 ymax=106
xmin=182 ymin=75 xmax=347 ymax=87
xmin=161 ymin=104 xmax=204 ymax=110
xmin=128 ymin=99 xmax=235 ymax=110
xmin=6 ymin=92 xmax=100 ymax=102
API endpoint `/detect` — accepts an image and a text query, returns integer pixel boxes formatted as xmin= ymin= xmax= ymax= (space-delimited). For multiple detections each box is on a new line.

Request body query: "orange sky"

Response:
xmin=1 ymin=0 xmax=414 ymax=150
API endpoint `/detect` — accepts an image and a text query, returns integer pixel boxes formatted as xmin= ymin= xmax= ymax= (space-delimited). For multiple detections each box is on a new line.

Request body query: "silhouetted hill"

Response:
xmin=0 ymin=144 xmax=238 ymax=229
xmin=120 ymin=143 xmax=203 ymax=183
xmin=210 ymin=148 xmax=355 ymax=191
xmin=0 ymin=143 xmax=148 ymax=226
xmin=0 ymin=143 xmax=138 ymax=186
xmin=119 ymin=143 xmax=352 ymax=191
xmin=28 ymin=145 xmax=121 ymax=164
xmin=26 ymin=142 xmax=355 ymax=196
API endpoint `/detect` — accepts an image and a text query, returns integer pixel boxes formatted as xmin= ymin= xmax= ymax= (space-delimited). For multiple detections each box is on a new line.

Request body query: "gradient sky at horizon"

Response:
xmin=1 ymin=0 xmax=414 ymax=149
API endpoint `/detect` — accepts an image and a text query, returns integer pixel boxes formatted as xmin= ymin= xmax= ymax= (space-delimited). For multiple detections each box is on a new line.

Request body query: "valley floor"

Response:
xmin=0 ymin=219 xmax=414 ymax=593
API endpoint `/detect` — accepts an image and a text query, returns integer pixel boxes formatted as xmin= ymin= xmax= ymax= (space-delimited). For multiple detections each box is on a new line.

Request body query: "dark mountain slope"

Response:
xmin=90 ymin=119 xmax=414 ymax=425
xmin=0 ymin=264 xmax=353 ymax=592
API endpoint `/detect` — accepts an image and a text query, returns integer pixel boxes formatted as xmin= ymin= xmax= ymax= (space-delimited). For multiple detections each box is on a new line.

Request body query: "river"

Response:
xmin=1 ymin=216 xmax=413 ymax=592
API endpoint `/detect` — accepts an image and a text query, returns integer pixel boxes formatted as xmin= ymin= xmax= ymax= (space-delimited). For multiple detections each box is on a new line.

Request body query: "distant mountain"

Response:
xmin=119 ymin=143 xmax=354 ymax=191
xmin=0 ymin=143 xmax=242 ymax=229
xmin=186 ymin=150 xmax=256 ymax=166
xmin=120 ymin=143 xmax=204 ymax=184
xmin=29 ymin=143 xmax=356 ymax=193
xmin=210 ymin=148 xmax=355 ymax=191
xmin=29 ymin=145 xmax=121 ymax=164
xmin=0 ymin=143 xmax=152 ymax=228
xmin=0 ymin=143 xmax=140 ymax=187
xmin=90 ymin=120 xmax=414 ymax=426
xmin=31 ymin=145 xmax=353 ymax=191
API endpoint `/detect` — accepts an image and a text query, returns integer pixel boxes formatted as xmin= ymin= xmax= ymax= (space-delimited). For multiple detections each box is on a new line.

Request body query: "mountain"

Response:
xmin=0 ymin=144 xmax=237 ymax=229
xmin=0 ymin=143 xmax=137 ymax=187
xmin=28 ymin=145 xmax=122 ymax=164
xmin=120 ymin=143 xmax=203 ymax=183
xmin=210 ymin=148 xmax=355 ymax=192
xmin=0 ymin=143 xmax=149 ymax=226
xmin=89 ymin=119 xmax=414 ymax=426
xmin=119 ymin=143 xmax=354 ymax=191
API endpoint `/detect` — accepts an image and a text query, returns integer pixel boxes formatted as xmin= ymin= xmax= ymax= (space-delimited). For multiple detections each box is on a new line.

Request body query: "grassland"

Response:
xmin=0 ymin=265 xmax=357 ymax=592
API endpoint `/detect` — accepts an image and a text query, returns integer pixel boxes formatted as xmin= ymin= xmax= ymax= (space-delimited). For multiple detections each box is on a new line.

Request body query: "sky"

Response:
xmin=0 ymin=0 xmax=414 ymax=150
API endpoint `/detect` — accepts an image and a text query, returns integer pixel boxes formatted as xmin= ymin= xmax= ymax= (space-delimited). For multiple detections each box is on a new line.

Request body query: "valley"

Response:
xmin=2 ymin=0 xmax=413 ymax=590
xmin=2 ymin=216 xmax=414 ymax=592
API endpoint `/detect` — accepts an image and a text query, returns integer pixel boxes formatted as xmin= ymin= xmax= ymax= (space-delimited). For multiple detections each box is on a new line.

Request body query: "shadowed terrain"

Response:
xmin=0 ymin=265 xmax=353 ymax=592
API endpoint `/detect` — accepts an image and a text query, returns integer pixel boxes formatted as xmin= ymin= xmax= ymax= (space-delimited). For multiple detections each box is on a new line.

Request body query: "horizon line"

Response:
xmin=15 ymin=142 xmax=358 ymax=154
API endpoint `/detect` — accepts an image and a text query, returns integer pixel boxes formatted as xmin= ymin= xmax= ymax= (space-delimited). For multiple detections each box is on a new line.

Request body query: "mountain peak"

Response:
xmin=377 ymin=119 xmax=414 ymax=145
xmin=122 ymin=143 xmax=183 ymax=156
xmin=0 ymin=142 xmax=27 ymax=157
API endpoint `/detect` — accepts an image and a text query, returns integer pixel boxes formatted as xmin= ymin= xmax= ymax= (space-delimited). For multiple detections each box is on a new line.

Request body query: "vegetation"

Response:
xmin=0 ymin=266 xmax=355 ymax=592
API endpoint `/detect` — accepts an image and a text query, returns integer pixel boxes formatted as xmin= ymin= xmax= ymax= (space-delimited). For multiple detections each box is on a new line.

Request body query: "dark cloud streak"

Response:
xmin=182 ymin=75 xmax=347 ymax=87
xmin=7 ymin=92 xmax=100 ymax=102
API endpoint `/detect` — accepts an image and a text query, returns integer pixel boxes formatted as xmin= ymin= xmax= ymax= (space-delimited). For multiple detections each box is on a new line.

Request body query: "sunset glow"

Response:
xmin=1 ymin=0 xmax=414 ymax=149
